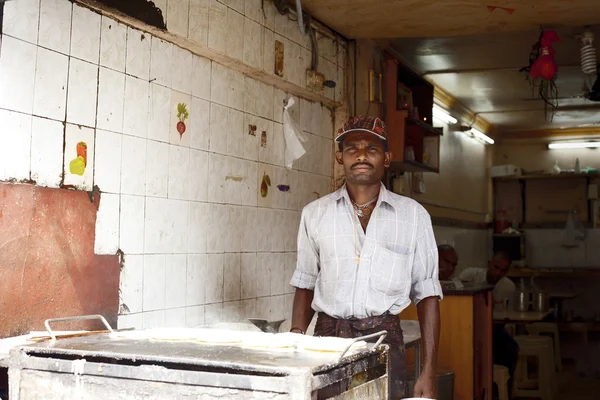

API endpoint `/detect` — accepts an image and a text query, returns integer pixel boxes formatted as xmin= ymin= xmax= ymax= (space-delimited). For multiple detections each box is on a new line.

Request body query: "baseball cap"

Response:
xmin=335 ymin=115 xmax=387 ymax=143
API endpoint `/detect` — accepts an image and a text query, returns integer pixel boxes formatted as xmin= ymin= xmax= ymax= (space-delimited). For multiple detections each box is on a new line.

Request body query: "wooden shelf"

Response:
xmin=405 ymin=114 xmax=443 ymax=136
xmin=390 ymin=160 xmax=439 ymax=173
xmin=493 ymin=173 xmax=598 ymax=182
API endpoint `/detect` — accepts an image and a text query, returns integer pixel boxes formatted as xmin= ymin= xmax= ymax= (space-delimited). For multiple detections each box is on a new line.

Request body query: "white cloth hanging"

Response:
xmin=282 ymin=98 xmax=308 ymax=169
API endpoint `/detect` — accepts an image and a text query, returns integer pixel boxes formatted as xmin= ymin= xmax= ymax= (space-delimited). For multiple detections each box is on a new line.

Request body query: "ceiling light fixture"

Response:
xmin=548 ymin=141 xmax=600 ymax=149
xmin=470 ymin=128 xmax=495 ymax=145
xmin=432 ymin=105 xmax=458 ymax=125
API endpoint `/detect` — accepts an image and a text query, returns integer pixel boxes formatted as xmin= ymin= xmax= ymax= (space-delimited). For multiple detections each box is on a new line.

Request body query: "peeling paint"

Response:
xmin=94 ymin=0 xmax=166 ymax=30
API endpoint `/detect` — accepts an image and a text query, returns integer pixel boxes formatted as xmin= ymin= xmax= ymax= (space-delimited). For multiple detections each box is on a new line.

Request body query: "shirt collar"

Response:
xmin=332 ymin=182 xmax=396 ymax=209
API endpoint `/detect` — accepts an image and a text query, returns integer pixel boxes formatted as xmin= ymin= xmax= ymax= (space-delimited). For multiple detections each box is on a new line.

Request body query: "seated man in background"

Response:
xmin=460 ymin=251 xmax=518 ymax=399
xmin=437 ymin=244 xmax=458 ymax=281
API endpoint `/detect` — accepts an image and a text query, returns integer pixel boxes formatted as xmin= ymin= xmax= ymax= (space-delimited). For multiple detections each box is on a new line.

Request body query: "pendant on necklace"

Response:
xmin=356 ymin=208 xmax=364 ymax=218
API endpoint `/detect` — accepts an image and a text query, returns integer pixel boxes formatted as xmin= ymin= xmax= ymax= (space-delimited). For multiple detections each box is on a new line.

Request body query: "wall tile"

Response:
xmin=224 ymin=253 xmax=241 ymax=301
xmin=255 ymin=253 xmax=271 ymax=297
xmin=271 ymin=210 xmax=286 ymax=251
xmin=169 ymin=91 xmax=192 ymax=146
xmin=262 ymin=0 xmax=276 ymax=30
xmin=30 ymin=117 xmax=63 ymax=188
xmin=172 ymin=46 xmax=193 ymax=94
xmin=186 ymin=305 xmax=205 ymax=327
xmin=190 ymin=97 xmax=210 ymax=150
xmin=223 ymin=300 xmax=241 ymax=322
xmin=245 ymin=0 xmax=263 ymax=24
xmin=241 ymin=207 xmax=257 ymax=251
xmin=284 ymin=252 xmax=296 ymax=294
xmin=123 ymin=75 xmax=149 ymax=138
xmin=255 ymin=296 xmax=271 ymax=319
xmin=284 ymin=211 xmax=298 ymax=251
xmin=153 ymin=0 xmax=167 ymax=16
xmin=240 ymin=298 xmax=257 ymax=320
xmin=168 ymin=145 xmax=190 ymax=200
xmin=126 ymin=28 xmax=151 ymax=80
xmin=165 ymin=307 xmax=186 ymax=327
xmin=120 ymin=135 xmax=146 ymax=196
xmin=95 ymin=192 xmax=120 ymax=254
xmin=227 ymin=108 xmax=245 ymax=159
xmin=100 ymin=16 xmax=127 ymax=72
xmin=207 ymin=0 xmax=227 ymax=53
xmin=3 ymin=0 xmax=40 ymax=44
xmin=228 ymin=70 xmax=245 ymax=111
xmin=257 ymin=81 xmax=274 ymax=120
xmin=207 ymin=203 xmax=229 ymax=253
xmin=71 ymin=4 xmax=101 ymax=64
xmin=205 ymin=303 xmax=223 ymax=324
xmin=38 ymin=0 xmax=72 ymax=54
xmin=221 ymin=0 xmax=243 ymax=13
xmin=336 ymin=66 xmax=345 ymax=104
xmin=0 ymin=37 xmax=37 ymax=114
xmin=207 ymin=153 xmax=227 ymax=203
xmin=167 ymin=0 xmax=190 ymax=38
xmin=257 ymin=119 xmax=277 ymax=165
xmin=242 ymin=114 xmax=262 ymax=161
xmin=66 ymin=58 xmax=98 ymax=128
xmin=226 ymin=9 xmax=244 ymax=61
xmin=120 ymin=194 xmax=145 ymax=254
xmin=262 ymin=28 xmax=274 ymax=75
xmin=244 ymin=77 xmax=259 ymax=116
xmin=209 ymin=103 xmax=229 ymax=154
xmin=240 ymin=159 xmax=258 ymax=207
xmin=257 ymin=164 xmax=273 ymax=209
xmin=120 ymin=255 xmax=144 ymax=313
xmin=189 ymin=0 xmax=209 ymax=46
xmin=117 ymin=314 xmax=143 ymax=330
xmin=33 ymin=47 xmax=68 ymax=120
xmin=188 ymin=202 xmax=209 ymax=253
xmin=142 ymin=310 xmax=165 ymax=328
xmin=272 ymin=89 xmax=286 ymax=124
xmin=63 ymin=124 xmax=95 ymax=190
xmin=148 ymin=198 xmax=189 ymax=253
xmin=269 ymin=253 xmax=285 ymax=295
xmin=240 ymin=252 xmax=257 ymax=299
xmin=97 ymin=66 xmax=125 ymax=133
xmin=187 ymin=254 xmax=207 ymax=306
xmin=145 ymin=139 xmax=169 ymax=197
xmin=206 ymin=254 xmax=224 ymax=303
xmin=143 ymin=254 xmax=166 ymax=311
xmin=191 ymin=55 xmax=211 ymax=101
xmin=0 ymin=110 xmax=31 ymax=181
xmin=148 ymin=83 xmax=171 ymax=143
xmin=150 ymin=37 xmax=173 ymax=87
xmin=243 ymin=18 xmax=262 ymax=69
xmin=228 ymin=206 xmax=243 ymax=251
xmin=166 ymin=254 xmax=187 ymax=308
xmin=94 ymin=129 xmax=122 ymax=193
xmin=210 ymin=62 xmax=229 ymax=106
xmin=189 ymin=149 xmax=209 ymax=202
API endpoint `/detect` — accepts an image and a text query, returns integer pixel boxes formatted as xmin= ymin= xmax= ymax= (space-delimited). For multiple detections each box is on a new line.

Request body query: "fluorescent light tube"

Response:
xmin=470 ymin=128 xmax=495 ymax=144
xmin=548 ymin=142 xmax=600 ymax=149
xmin=432 ymin=105 xmax=458 ymax=125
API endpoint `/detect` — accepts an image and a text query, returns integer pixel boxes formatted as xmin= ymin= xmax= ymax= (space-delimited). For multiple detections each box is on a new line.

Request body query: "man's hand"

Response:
xmin=412 ymin=369 xmax=436 ymax=398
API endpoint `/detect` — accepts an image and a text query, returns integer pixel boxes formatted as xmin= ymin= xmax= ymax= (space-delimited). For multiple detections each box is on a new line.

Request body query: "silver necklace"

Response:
xmin=352 ymin=197 xmax=378 ymax=218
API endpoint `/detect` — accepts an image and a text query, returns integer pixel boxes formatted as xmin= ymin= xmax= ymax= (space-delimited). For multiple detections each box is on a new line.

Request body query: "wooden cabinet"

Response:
xmin=400 ymin=286 xmax=493 ymax=400
xmin=383 ymin=55 xmax=442 ymax=173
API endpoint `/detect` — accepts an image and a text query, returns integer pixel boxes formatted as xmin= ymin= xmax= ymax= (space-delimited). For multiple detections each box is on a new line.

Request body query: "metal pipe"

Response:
xmin=295 ymin=0 xmax=306 ymax=36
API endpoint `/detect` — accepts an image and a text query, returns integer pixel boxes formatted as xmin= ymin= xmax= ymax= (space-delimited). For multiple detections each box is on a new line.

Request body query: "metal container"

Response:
xmin=533 ymin=292 xmax=549 ymax=312
xmin=514 ymin=290 xmax=529 ymax=312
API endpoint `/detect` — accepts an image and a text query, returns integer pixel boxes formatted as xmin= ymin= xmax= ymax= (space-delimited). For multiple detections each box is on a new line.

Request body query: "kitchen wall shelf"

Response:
xmin=384 ymin=54 xmax=441 ymax=174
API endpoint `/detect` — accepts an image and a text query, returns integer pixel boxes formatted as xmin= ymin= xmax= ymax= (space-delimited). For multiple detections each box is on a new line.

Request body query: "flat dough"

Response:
xmin=300 ymin=337 xmax=367 ymax=353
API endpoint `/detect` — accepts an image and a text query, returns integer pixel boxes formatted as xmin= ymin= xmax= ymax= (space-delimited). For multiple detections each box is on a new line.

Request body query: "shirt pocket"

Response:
xmin=369 ymin=245 xmax=411 ymax=297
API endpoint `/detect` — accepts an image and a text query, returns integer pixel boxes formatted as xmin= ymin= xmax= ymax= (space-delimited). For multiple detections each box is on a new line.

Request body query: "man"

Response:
xmin=437 ymin=244 xmax=458 ymax=281
xmin=459 ymin=251 xmax=516 ymax=301
xmin=459 ymin=251 xmax=518 ymax=398
xmin=289 ymin=115 xmax=442 ymax=399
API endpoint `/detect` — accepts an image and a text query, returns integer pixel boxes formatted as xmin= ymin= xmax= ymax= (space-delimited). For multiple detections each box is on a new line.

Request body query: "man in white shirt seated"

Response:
xmin=437 ymin=244 xmax=458 ymax=281
xmin=459 ymin=251 xmax=516 ymax=301
xmin=459 ymin=251 xmax=518 ymax=399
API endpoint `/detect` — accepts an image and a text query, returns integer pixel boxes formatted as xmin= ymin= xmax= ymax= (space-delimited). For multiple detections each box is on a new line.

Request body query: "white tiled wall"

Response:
xmin=433 ymin=226 xmax=491 ymax=277
xmin=0 ymin=0 xmax=343 ymax=331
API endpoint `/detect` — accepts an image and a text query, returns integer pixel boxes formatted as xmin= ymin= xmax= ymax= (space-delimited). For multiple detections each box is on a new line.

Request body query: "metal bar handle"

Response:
xmin=338 ymin=330 xmax=387 ymax=359
xmin=44 ymin=314 xmax=113 ymax=341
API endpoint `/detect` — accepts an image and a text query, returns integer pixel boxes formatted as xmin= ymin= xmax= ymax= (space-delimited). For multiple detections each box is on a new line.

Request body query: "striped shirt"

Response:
xmin=290 ymin=183 xmax=443 ymax=319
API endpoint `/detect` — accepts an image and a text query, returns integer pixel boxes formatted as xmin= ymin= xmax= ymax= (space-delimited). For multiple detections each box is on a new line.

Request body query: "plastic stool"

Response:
xmin=513 ymin=335 xmax=556 ymax=400
xmin=526 ymin=322 xmax=562 ymax=371
xmin=493 ymin=364 xmax=510 ymax=400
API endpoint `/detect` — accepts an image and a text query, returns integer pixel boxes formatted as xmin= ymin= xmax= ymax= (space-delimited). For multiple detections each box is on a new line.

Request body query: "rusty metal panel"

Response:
xmin=275 ymin=40 xmax=284 ymax=77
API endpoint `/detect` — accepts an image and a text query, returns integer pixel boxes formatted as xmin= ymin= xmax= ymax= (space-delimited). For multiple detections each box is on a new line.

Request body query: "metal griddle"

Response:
xmin=8 ymin=315 xmax=392 ymax=400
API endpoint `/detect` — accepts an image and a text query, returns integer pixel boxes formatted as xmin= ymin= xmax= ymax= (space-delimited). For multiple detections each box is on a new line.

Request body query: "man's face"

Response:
xmin=487 ymin=257 xmax=511 ymax=283
xmin=335 ymin=131 xmax=391 ymax=185
xmin=438 ymin=249 xmax=458 ymax=281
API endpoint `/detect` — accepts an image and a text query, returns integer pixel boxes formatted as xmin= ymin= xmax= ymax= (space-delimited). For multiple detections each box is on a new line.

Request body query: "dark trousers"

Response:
xmin=314 ymin=312 xmax=407 ymax=399
xmin=493 ymin=324 xmax=519 ymax=398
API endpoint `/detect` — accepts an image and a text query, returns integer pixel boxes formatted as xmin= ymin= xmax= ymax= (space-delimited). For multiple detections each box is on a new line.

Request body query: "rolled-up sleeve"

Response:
xmin=410 ymin=210 xmax=443 ymax=305
xmin=289 ymin=208 xmax=319 ymax=290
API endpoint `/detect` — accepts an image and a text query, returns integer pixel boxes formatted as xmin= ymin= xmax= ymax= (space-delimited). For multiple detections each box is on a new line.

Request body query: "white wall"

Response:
xmin=0 ymin=0 xmax=346 ymax=331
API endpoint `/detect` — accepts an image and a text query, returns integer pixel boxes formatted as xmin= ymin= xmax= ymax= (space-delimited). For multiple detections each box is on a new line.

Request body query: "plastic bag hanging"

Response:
xmin=561 ymin=210 xmax=586 ymax=247
xmin=282 ymin=98 xmax=308 ymax=169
